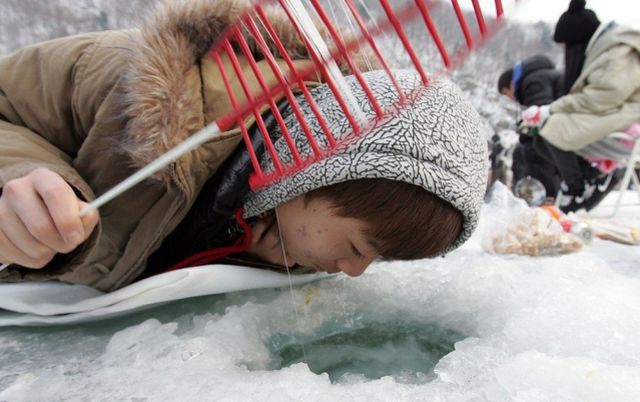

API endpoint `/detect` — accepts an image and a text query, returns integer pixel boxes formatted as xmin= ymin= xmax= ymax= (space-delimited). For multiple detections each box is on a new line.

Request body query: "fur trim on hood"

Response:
xmin=120 ymin=0 xmax=249 ymax=175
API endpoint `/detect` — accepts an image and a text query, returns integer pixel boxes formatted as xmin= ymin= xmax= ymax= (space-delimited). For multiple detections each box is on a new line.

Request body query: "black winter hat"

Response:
xmin=553 ymin=0 xmax=600 ymax=45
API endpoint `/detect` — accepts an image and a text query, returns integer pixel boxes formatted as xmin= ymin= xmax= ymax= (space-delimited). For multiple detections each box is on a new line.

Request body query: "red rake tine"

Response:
xmin=471 ymin=0 xmax=488 ymax=36
xmin=230 ymin=25 xmax=304 ymax=167
xmin=212 ymin=49 xmax=266 ymax=180
xmin=451 ymin=0 xmax=474 ymax=48
xmin=343 ymin=0 xmax=406 ymax=104
xmin=253 ymin=4 xmax=337 ymax=150
xmin=380 ymin=0 xmax=429 ymax=84
xmin=495 ymin=0 xmax=505 ymax=17
xmin=415 ymin=0 xmax=452 ymax=68
xmin=243 ymin=13 xmax=323 ymax=159
xmin=221 ymin=39 xmax=286 ymax=175
xmin=276 ymin=0 xmax=364 ymax=136
xmin=309 ymin=0 xmax=385 ymax=118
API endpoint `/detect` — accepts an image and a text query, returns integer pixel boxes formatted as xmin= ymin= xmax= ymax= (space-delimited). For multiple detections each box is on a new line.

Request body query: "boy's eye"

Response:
xmin=351 ymin=244 xmax=364 ymax=258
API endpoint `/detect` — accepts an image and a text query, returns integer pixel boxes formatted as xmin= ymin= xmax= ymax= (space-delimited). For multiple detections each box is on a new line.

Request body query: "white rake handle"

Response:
xmin=0 ymin=122 xmax=221 ymax=273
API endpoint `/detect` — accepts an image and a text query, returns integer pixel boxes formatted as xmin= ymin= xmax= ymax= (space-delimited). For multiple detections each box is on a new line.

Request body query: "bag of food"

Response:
xmin=480 ymin=182 xmax=583 ymax=256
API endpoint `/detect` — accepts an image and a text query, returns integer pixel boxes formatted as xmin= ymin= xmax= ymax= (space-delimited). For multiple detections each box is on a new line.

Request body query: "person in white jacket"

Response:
xmin=522 ymin=0 xmax=640 ymax=212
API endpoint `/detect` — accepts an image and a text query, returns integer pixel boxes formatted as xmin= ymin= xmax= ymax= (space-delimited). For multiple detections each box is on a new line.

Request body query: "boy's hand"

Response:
xmin=0 ymin=168 xmax=99 ymax=268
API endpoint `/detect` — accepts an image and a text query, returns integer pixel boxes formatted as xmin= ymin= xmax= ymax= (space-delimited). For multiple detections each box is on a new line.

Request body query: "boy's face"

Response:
xmin=500 ymin=83 xmax=516 ymax=101
xmin=247 ymin=196 xmax=379 ymax=276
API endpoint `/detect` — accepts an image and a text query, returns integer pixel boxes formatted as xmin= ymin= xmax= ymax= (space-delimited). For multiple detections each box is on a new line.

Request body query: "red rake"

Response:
xmin=0 ymin=0 xmax=510 ymax=272
xmin=89 ymin=0 xmax=506 ymax=210
xmin=210 ymin=0 xmax=506 ymax=189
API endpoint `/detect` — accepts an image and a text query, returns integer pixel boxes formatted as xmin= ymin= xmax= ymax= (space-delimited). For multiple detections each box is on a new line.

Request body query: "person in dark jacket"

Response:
xmin=498 ymin=55 xmax=564 ymax=198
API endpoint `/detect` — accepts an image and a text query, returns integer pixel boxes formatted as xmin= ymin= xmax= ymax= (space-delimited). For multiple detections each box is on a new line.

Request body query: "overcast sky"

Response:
xmin=469 ymin=0 xmax=640 ymax=28
xmin=503 ymin=0 xmax=640 ymax=28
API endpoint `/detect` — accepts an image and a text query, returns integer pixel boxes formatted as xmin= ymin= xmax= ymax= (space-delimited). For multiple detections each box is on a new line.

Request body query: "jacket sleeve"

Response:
xmin=0 ymin=33 xmax=105 ymax=199
xmin=550 ymin=45 xmax=640 ymax=115
xmin=521 ymin=80 xmax=556 ymax=106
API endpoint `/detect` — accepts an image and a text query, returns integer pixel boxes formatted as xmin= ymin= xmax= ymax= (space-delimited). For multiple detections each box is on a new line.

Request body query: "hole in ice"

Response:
xmin=265 ymin=319 xmax=466 ymax=384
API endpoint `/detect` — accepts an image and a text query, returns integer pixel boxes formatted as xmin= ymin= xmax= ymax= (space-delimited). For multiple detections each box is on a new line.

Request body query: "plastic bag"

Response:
xmin=479 ymin=182 xmax=583 ymax=256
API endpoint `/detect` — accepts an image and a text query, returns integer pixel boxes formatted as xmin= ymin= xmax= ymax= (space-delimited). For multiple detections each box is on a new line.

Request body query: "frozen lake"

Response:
xmin=0 ymin=1 xmax=638 ymax=399
xmin=1 ymin=191 xmax=639 ymax=401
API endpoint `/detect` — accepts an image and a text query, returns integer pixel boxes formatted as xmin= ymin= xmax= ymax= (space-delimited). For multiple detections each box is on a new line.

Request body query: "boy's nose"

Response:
xmin=335 ymin=256 xmax=377 ymax=277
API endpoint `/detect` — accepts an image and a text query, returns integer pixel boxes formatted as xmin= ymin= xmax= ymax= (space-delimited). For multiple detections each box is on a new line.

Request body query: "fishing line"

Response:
xmin=274 ymin=206 xmax=309 ymax=362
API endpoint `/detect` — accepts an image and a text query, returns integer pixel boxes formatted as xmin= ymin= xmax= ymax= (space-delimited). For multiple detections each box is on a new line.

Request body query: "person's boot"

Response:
xmin=581 ymin=169 xmax=625 ymax=211
xmin=557 ymin=180 xmax=594 ymax=213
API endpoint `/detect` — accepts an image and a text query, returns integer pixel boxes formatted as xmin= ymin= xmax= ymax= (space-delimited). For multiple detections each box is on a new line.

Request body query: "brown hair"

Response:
xmin=305 ymin=178 xmax=463 ymax=260
xmin=497 ymin=68 xmax=513 ymax=93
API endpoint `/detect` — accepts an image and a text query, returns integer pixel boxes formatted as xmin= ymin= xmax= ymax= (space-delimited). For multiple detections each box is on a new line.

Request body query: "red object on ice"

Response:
xmin=560 ymin=220 xmax=573 ymax=233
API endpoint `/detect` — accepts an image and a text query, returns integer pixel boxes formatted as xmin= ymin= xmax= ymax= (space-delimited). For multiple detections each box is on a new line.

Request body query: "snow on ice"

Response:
xmin=1 ymin=192 xmax=639 ymax=401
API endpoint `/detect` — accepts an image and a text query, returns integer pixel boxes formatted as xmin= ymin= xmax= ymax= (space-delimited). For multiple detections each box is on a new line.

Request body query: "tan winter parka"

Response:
xmin=541 ymin=22 xmax=640 ymax=151
xmin=0 ymin=0 xmax=316 ymax=291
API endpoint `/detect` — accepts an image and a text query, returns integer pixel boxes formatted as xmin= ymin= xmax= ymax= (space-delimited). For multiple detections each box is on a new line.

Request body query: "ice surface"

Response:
xmin=1 ymin=193 xmax=639 ymax=401
xmin=1 ymin=1 xmax=639 ymax=400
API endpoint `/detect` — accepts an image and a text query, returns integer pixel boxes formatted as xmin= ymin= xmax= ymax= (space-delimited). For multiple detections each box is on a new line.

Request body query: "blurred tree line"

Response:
xmin=0 ymin=0 xmax=156 ymax=54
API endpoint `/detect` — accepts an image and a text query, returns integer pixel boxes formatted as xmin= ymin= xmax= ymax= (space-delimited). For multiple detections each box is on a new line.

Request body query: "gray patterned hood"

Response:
xmin=243 ymin=70 xmax=487 ymax=254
